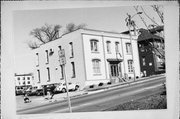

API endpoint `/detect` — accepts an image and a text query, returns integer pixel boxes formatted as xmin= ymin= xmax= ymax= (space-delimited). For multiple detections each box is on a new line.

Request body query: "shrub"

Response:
xmin=107 ymin=82 xmax=111 ymax=85
xmin=98 ymin=83 xmax=104 ymax=86
xmin=136 ymin=76 xmax=139 ymax=79
xmin=89 ymin=85 xmax=94 ymax=88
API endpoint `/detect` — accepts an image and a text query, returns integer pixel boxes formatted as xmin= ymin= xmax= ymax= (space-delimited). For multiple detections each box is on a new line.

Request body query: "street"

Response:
xmin=17 ymin=76 xmax=165 ymax=114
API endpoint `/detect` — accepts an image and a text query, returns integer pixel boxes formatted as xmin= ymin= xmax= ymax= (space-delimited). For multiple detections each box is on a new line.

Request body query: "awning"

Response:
xmin=107 ymin=58 xmax=123 ymax=63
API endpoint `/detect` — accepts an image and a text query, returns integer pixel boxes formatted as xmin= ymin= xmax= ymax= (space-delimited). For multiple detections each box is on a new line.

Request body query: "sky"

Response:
xmin=13 ymin=5 xmax=163 ymax=73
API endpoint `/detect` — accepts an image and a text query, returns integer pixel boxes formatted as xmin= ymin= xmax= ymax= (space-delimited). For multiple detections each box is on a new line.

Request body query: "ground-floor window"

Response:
xmin=37 ymin=70 xmax=40 ymax=83
xmin=71 ymin=62 xmax=76 ymax=78
xmin=92 ymin=59 xmax=101 ymax=74
xmin=127 ymin=60 xmax=133 ymax=73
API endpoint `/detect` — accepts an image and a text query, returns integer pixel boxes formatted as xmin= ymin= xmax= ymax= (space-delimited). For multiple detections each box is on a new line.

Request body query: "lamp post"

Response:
xmin=125 ymin=12 xmax=142 ymax=82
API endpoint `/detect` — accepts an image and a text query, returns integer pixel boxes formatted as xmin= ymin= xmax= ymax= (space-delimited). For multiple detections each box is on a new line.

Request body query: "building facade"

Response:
xmin=33 ymin=29 xmax=141 ymax=89
xmin=14 ymin=73 xmax=34 ymax=87
xmin=137 ymin=26 xmax=165 ymax=77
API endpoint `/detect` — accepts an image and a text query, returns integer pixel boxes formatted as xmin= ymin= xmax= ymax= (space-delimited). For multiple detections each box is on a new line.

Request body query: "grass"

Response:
xmin=106 ymin=91 xmax=167 ymax=111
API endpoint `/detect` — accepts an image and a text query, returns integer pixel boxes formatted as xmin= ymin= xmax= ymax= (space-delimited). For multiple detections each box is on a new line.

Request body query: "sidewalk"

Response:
xmin=16 ymin=74 xmax=165 ymax=111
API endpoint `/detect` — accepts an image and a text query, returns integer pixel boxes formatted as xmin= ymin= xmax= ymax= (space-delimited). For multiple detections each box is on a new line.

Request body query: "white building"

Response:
xmin=14 ymin=73 xmax=34 ymax=87
xmin=33 ymin=29 xmax=141 ymax=89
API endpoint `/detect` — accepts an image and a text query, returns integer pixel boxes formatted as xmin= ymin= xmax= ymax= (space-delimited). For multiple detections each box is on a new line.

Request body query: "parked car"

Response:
xmin=26 ymin=86 xmax=43 ymax=96
xmin=55 ymin=82 xmax=79 ymax=93
xmin=15 ymin=86 xmax=27 ymax=95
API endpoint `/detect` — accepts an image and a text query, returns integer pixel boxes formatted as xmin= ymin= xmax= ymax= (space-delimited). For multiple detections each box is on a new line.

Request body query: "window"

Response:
xmin=49 ymin=49 xmax=54 ymax=56
xmin=92 ymin=59 xmax=101 ymax=74
xmin=36 ymin=53 xmax=39 ymax=66
xmin=45 ymin=50 xmax=49 ymax=64
xmin=37 ymin=70 xmax=40 ymax=83
xmin=126 ymin=43 xmax=132 ymax=54
xmin=127 ymin=60 xmax=133 ymax=73
xmin=69 ymin=42 xmax=74 ymax=58
xmin=90 ymin=39 xmax=98 ymax=52
xmin=71 ymin=62 xmax=76 ymax=78
xmin=27 ymin=81 xmax=30 ymax=84
xmin=140 ymin=44 xmax=145 ymax=52
xmin=58 ymin=46 xmax=62 ymax=50
xmin=17 ymin=77 xmax=20 ymax=80
xmin=23 ymin=77 xmax=25 ymax=80
xmin=47 ymin=67 xmax=50 ymax=82
xmin=27 ymin=77 xmax=30 ymax=80
xmin=142 ymin=57 xmax=146 ymax=66
xmin=106 ymin=41 xmax=111 ymax=53
xmin=115 ymin=42 xmax=120 ymax=53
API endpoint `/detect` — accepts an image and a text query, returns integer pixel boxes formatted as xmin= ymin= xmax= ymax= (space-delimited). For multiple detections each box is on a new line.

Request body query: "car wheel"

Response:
xmin=62 ymin=88 xmax=66 ymax=93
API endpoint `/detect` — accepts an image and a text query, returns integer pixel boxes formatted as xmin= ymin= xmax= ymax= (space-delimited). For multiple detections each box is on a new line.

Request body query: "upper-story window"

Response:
xmin=27 ymin=77 xmax=30 ymax=80
xmin=58 ymin=46 xmax=62 ymax=50
xmin=115 ymin=42 xmax=120 ymax=53
xmin=36 ymin=53 xmax=39 ymax=66
xmin=45 ymin=50 xmax=49 ymax=64
xmin=90 ymin=39 xmax=99 ymax=52
xmin=106 ymin=41 xmax=111 ymax=53
xmin=69 ymin=42 xmax=74 ymax=58
xmin=92 ymin=59 xmax=101 ymax=74
xmin=126 ymin=43 xmax=132 ymax=54
xmin=140 ymin=44 xmax=145 ymax=52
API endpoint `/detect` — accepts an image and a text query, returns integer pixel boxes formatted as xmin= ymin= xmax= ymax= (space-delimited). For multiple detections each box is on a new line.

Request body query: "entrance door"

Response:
xmin=110 ymin=64 xmax=119 ymax=77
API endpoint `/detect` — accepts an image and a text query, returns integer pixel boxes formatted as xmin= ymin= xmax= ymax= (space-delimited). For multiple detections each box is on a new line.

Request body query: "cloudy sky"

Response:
xmin=13 ymin=5 xmax=163 ymax=73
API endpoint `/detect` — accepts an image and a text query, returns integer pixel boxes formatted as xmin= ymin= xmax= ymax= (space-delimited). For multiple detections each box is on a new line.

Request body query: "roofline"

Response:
xmin=15 ymin=73 xmax=33 ymax=76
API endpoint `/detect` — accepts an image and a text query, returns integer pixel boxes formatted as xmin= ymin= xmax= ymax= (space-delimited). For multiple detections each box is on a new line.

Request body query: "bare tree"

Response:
xmin=151 ymin=5 xmax=164 ymax=24
xmin=133 ymin=5 xmax=165 ymax=60
xmin=28 ymin=24 xmax=61 ymax=49
xmin=28 ymin=23 xmax=86 ymax=49
xmin=64 ymin=23 xmax=86 ymax=34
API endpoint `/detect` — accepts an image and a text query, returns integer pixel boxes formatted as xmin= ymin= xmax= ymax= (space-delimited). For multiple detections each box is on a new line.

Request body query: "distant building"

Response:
xmin=14 ymin=73 xmax=34 ymax=87
xmin=33 ymin=28 xmax=141 ymax=89
xmin=137 ymin=26 xmax=165 ymax=76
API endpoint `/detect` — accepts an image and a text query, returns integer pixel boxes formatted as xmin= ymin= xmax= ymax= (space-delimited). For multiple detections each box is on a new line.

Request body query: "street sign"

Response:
xmin=58 ymin=49 xmax=66 ymax=65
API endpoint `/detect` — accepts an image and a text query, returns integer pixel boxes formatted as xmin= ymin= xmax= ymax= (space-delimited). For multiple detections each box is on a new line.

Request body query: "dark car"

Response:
xmin=26 ymin=86 xmax=43 ymax=96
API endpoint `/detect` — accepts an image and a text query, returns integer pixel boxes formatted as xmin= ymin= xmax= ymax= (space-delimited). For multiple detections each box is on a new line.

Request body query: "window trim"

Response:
xmin=115 ymin=42 xmax=120 ymax=53
xmin=92 ymin=59 xmax=101 ymax=75
xmin=47 ymin=67 xmax=51 ymax=82
xmin=127 ymin=60 xmax=133 ymax=73
xmin=45 ymin=50 xmax=49 ymax=64
xmin=106 ymin=41 xmax=111 ymax=54
xmin=126 ymin=43 xmax=132 ymax=54
xmin=90 ymin=39 xmax=99 ymax=53
xmin=37 ymin=70 xmax=41 ymax=83
xmin=36 ymin=53 xmax=39 ymax=67
xmin=71 ymin=62 xmax=76 ymax=78
xmin=69 ymin=42 xmax=74 ymax=58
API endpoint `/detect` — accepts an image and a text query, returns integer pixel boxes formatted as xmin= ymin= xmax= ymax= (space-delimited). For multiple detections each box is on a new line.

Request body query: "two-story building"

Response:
xmin=33 ymin=28 xmax=141 ymax=89
xmin=14 ymin=73 xmax=34 ymax=87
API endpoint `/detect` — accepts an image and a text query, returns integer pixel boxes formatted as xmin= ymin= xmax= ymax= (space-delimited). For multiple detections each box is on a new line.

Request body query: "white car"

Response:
xmin=55 ymin=82 xmax=79 ymax=93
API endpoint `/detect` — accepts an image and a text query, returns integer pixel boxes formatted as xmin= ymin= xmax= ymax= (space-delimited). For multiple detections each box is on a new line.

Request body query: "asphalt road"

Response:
xmin=17 ymin=76 xmax=165 ymax=114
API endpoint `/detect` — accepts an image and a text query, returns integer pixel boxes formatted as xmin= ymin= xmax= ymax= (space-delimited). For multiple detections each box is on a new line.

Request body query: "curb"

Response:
xmin=86 ymin=74 xmax=165 ymax=92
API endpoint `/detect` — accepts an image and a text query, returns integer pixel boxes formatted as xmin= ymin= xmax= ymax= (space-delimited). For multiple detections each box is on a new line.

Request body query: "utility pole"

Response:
xmin=125 ymin=12 xmax=142 ymax=81
xmin=58 ymin=49 xmax=72 ymax=113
